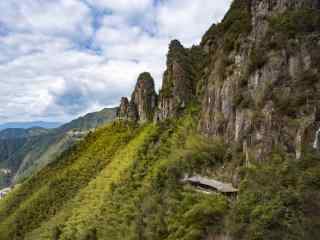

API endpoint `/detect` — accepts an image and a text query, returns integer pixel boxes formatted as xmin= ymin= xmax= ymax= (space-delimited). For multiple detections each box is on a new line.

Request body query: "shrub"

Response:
xmin=202 ymin=0 xmax=252 ymax=53
xmin=228 ymin=151 xmax=320 ymax=240
xmin=248 ymin=48 xmax=268 ymax=74
xmin=269 ymin=9 xmax=320 ymax=38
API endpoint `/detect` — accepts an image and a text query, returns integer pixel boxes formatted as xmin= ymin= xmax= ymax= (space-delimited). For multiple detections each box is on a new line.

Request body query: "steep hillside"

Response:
xmin=0 ymin=108 xmax=117 ymax=188
xmin=0 ymin=128 xmax=50 ymax=188
xmin=0 ymin=0 xmax=320 ymax=239
xmin=13 ymin=108 xmax=117 ymax=183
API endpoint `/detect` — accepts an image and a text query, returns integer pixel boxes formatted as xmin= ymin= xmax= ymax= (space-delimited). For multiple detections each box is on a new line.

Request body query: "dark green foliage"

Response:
xmin=200 ymin=0 xmax=252 ymax=87
xmin=159 ymin=70 xmax=174 ymax=98
xmin=176 ymin=135 xmax=230 ymax=175
xmin=1 ymin=111 xmax=320 ymax=240
xmin=248 ymin=48 xmax=268 ymax=74
xmin=269 ymin=9 xmax=320 ymax=39
xmin=94 ymin=116 xmax=229 ymax=240
xmin=273 ymin=70 xmax=319 ymax=116
xmin=160 ymin=42 xmax=206 ymax=108
xmin=202 ymin=0 xmax=252 ymax=52
xmin=52 ymin=226 xmax=62 ymax=240
xmin=234 ymin=90 xmax=254 ymax=109
xmin=266 ymin=8 xmax=320 ymax=51
xmin=229 ymin=151 xmax=320 ymax=240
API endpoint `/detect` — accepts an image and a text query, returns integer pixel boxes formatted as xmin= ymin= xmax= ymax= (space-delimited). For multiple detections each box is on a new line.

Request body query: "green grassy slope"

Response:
xmin=0 ymin=122 xmax=137 ymax=239
xmin=11 ymin=108 xmax=117 ymax=184
xmin=0 ymin=110 xmax=232 ymax=240
xmin=0 ymin=110 xmax=320 ymax=240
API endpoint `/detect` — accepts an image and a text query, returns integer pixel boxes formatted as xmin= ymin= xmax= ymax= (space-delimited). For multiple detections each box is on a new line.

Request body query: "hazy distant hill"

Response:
xmin=0 ymin=108 xmax=117 ymax=188
xmin=0 ymin=127 xmax=51 ymax=187
xmin=0 ymin=127 xmax=50 ymax=139
xmin=2 ymin=1 xmax=320 ymax=239
xmin=0 ymin=121 xmax=62 ymax=130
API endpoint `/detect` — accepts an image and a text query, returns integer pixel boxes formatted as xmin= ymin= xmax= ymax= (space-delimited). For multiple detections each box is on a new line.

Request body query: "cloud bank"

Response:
xmin=0 ymin=0 xmax=232 ymax=123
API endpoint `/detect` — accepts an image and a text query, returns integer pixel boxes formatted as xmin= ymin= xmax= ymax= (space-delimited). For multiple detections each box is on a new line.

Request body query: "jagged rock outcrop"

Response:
xmin=131 ymin=72 xmax=157 ymax=122
xmin=116 ymin=0 xmax=320 ymax=162
xmin=117 ymin=97 xmax=129 ymax=120
xmin=199 ymin=0 xmax=320 ymax=160
xmin=117 ymin=72 xmax=157 ymax=122
xmin=155 ymin=40 xmax=204 ymax=121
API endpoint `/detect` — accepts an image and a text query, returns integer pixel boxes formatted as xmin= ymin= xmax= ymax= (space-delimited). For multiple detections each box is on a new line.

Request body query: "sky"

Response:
xmin=0 ymin=0 xmax=232 ymax=124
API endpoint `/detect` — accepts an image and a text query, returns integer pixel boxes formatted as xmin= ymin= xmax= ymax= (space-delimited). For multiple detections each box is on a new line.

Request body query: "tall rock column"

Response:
xmin=156 ymin=40 xmax=196 ymax=121
xmin=130 ymin=72 xmax=157 ymax=122
xmin=117 ymin=72 xmax=157 ymax=122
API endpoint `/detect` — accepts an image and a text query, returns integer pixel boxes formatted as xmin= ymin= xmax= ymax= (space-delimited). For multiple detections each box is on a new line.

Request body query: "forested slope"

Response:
xmin=1 ymin=0 xmax=320 ymax=239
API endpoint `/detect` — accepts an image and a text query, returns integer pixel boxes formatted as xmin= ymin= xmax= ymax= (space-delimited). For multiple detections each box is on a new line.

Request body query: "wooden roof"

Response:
xmin=183 ymin=176 xmax=238 ymax=193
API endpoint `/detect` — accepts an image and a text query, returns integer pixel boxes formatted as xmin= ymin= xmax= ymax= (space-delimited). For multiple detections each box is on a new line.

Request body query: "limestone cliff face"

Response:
xmin=131 ymin=72 xmax=157 ymax=122
xmin=155 ymin=40 xmax=204 ymax=121
xmin=117 ymin=72 xmax=157 ymax=122
xmin=199 ymin=0 xmax=320 ymax=161
xmin=117 ymin=0 xmax=320 ymax=162
xmin=251 ymin=0 xmax=320 ymax=41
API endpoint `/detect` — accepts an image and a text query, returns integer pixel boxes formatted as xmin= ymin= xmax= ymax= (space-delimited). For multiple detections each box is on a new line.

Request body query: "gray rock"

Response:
xmin=117 ymin=72 xmax=157 ymax=123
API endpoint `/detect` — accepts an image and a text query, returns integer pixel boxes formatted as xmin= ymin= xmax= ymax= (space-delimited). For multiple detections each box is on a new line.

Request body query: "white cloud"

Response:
xmin=156 ymin=0 xmax=232 ymax=45
xmin=0 ymin=0 xmax=93 ymax=38
xmin=0 ymin=0 xmax=232 ymax=124
xmin=87 ymin=0 xmax=153 ymax=14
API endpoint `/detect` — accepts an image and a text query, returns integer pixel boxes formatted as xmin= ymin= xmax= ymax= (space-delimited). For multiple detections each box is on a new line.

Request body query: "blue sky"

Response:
xmin=0 ymin=0 xmax=232 ymax=124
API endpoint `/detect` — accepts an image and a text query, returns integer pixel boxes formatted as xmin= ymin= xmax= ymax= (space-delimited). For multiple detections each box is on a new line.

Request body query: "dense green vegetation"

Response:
xmin=0 ymin=108 xmax=117 ymax=189
xmin=229 ymin=150 xmax=320 ymax=240
xmin=2 ymin=106 xmax=319 ymax=240
xmin=0 ymin=122 xmax=137 ymax=239
xmin=269 ymin=8 xmax=320 ymax=39
xmin=1 ymin=2 xmax=320 ymax=240
xmin=0 ymin=109 xmax=235 ymax=240
xmin=202 ymin=0 xmax=251 ymax=52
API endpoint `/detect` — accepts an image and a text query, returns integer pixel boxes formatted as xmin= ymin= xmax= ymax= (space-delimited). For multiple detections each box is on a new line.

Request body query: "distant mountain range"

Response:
xmin=0 ymin=127 xmax=50 ymax=139
xmin=0 ymin=108 xmax=117 ymax=188
xmin=0 ymin=121 xmax=62 ymax=131
xmin=1 ymin=1 xmax=320 ymax=239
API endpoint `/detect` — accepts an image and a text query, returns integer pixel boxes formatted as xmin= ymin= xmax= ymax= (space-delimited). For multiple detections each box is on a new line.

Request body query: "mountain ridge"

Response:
xmin=0 ymin=107 xmax=117 ymax=189
xmin=0 ymin=0 xmax=319 ymax=239
xmin=0 ymin=121 xmax=62 ymax=131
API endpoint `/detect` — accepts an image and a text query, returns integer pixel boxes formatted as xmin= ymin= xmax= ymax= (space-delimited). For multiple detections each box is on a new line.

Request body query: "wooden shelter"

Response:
xmin=183 ymin=175 xmax=238 ymax=197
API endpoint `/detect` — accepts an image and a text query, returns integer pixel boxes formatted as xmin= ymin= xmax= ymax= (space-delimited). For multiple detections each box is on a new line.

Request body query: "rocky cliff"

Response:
xmin=1 ymin=1 xmax=320 ymax=239
xmin=118 ymin=40 xmax=205 ymax=122
xmin=118 ymin=72 xmax=157 ymax=122
xmin=120 ymin=0 xmax=320 ymax=163
xmin=199 ymin=0 xmax=320 ymax=162
xmin=155 ymin=40 xmax=202 ymax=120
